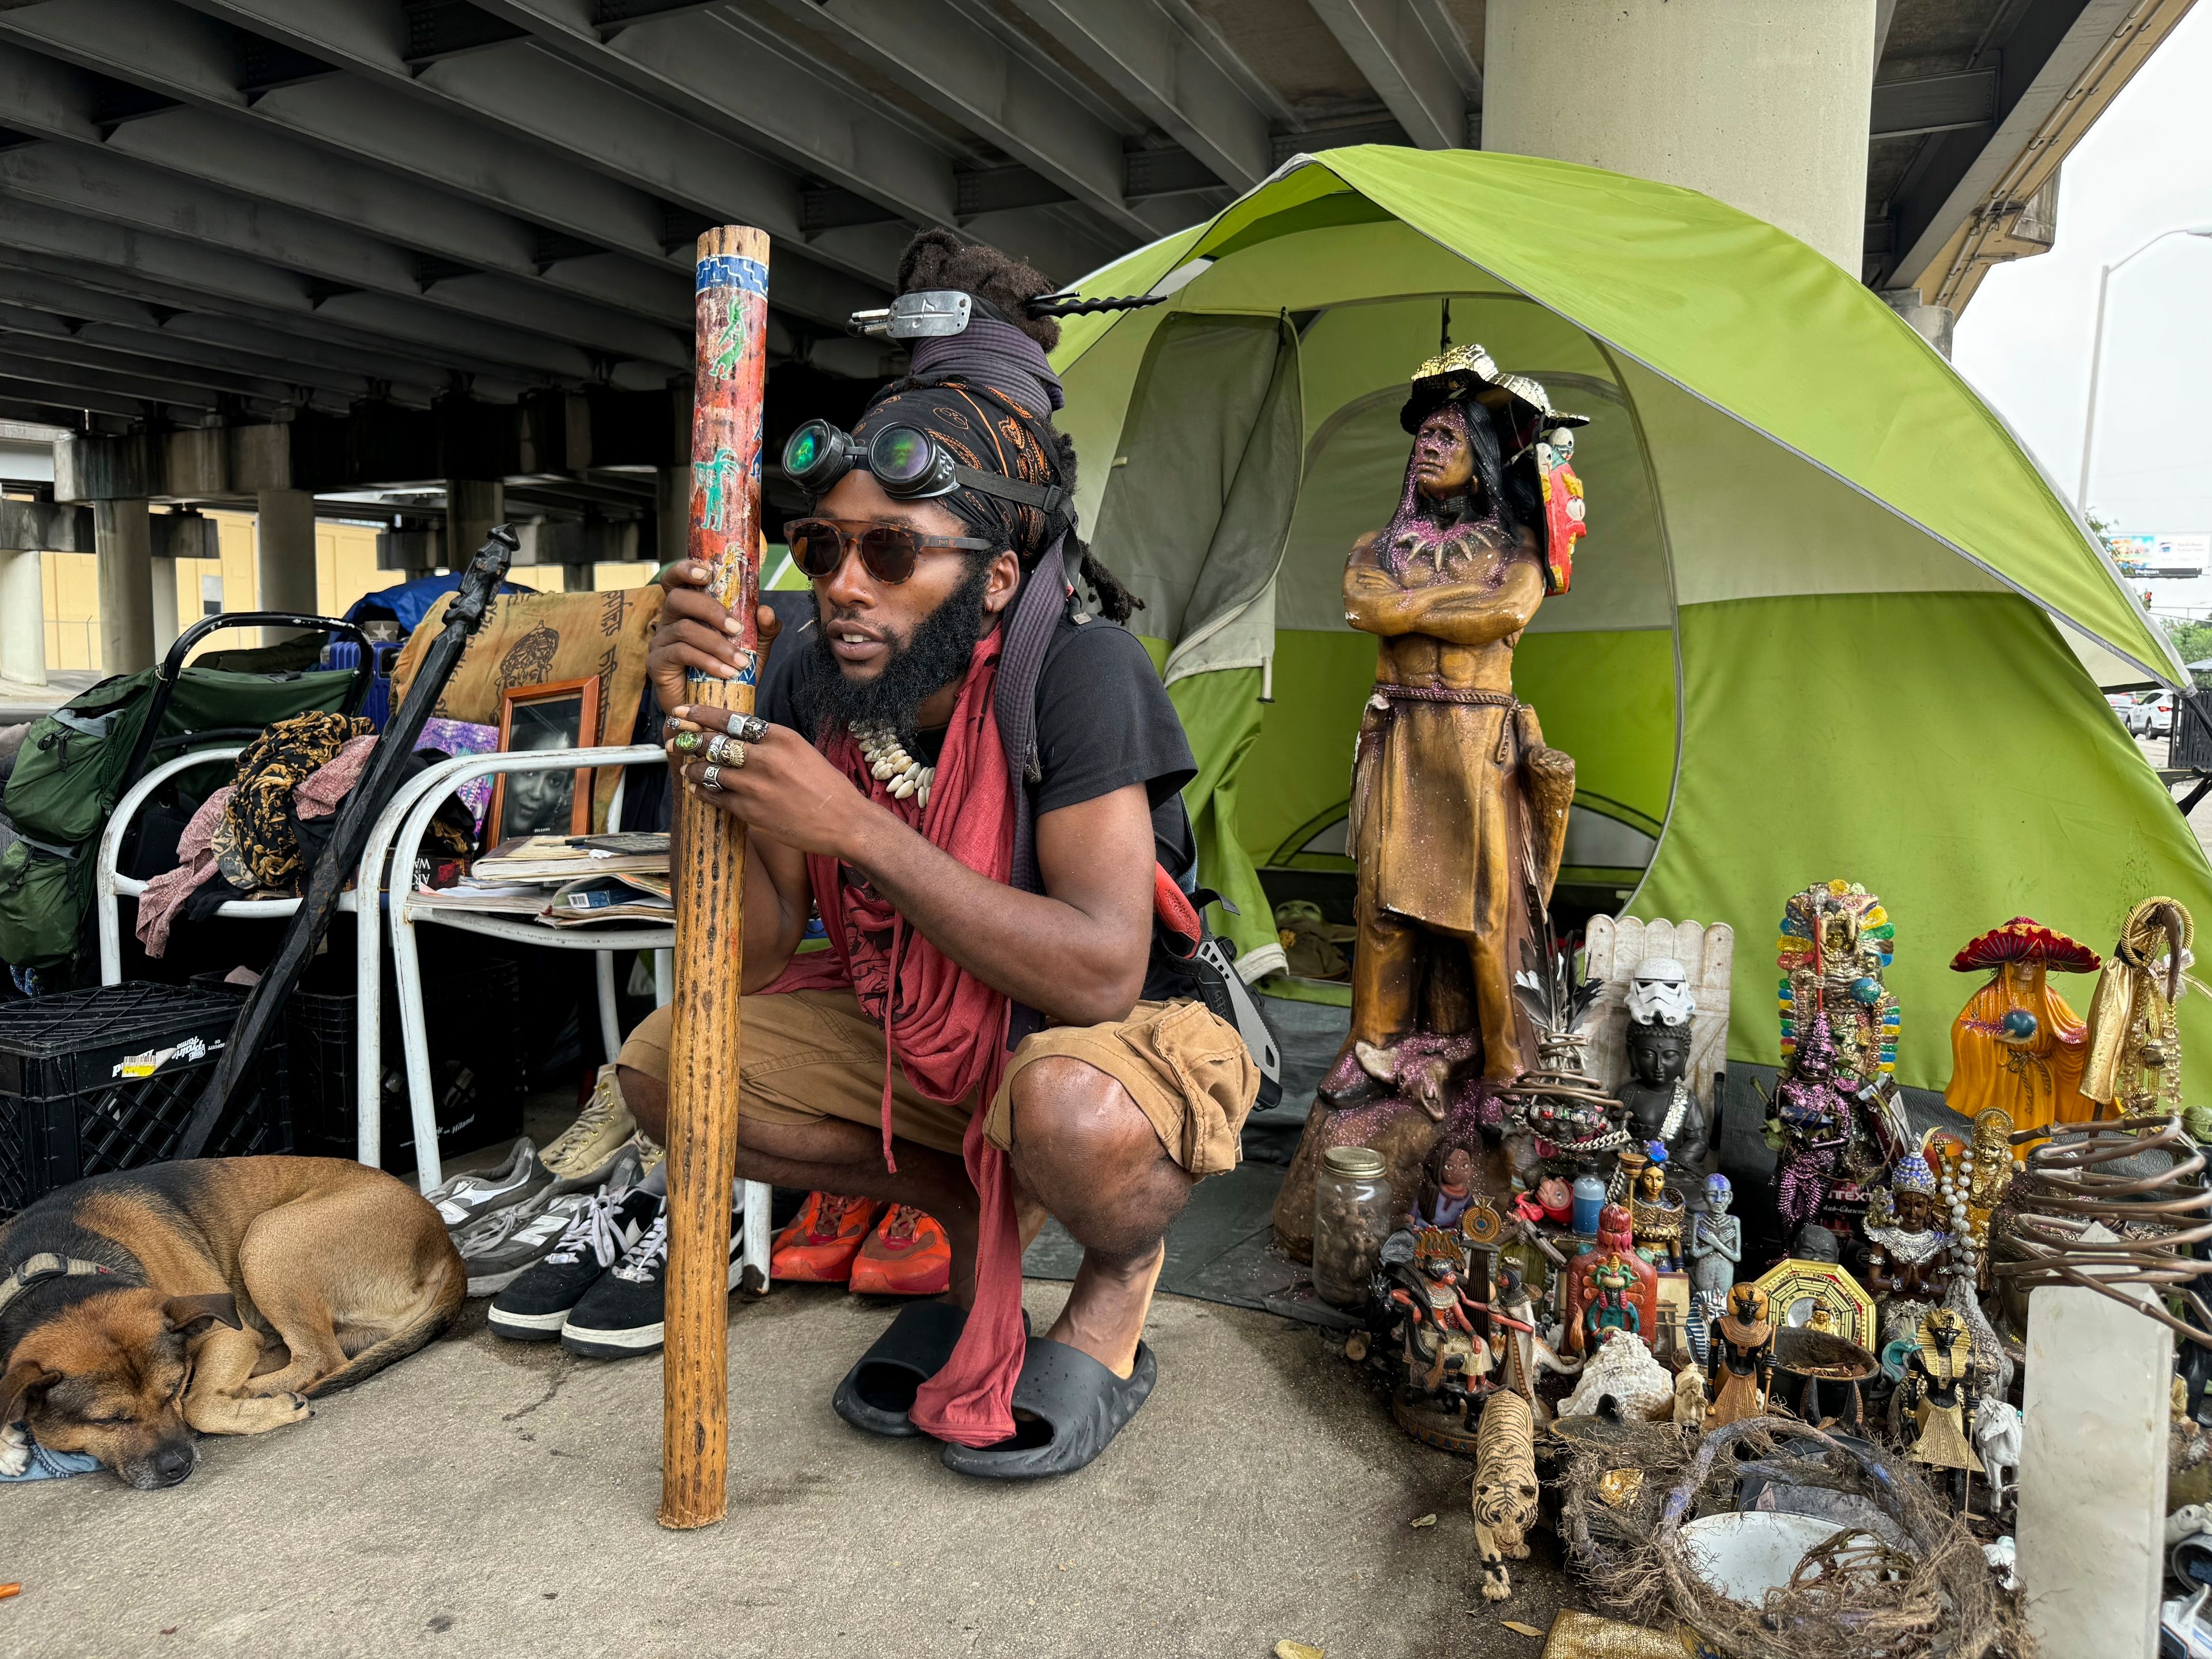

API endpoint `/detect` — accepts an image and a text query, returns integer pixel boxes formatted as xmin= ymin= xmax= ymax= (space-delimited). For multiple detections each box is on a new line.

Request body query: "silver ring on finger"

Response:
xmin=699 ymin=762 xmax=723 ymax=792
xmin=728 ymin=713 xmax=770 ymax=743
xmin=704 ymin=732 xmax=740 ymax=765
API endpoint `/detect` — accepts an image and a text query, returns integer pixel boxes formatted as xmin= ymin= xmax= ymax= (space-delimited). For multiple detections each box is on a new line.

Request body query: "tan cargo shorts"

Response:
xmin=619 ymin=987 xmax=1258 ymax=1178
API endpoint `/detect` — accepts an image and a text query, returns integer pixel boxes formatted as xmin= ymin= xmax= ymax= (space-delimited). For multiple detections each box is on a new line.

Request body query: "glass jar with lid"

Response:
xmin=1312 ymin=1145 xmax=1394 ymax=1307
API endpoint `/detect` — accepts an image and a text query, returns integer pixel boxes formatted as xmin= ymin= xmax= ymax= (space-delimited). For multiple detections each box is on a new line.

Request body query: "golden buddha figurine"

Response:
xmin=1945 ymin=917 xmax=2101 ymax=1133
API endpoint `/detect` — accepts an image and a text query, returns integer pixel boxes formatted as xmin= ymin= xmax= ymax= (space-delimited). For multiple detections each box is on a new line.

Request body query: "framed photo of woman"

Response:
xmin=488 ymin=676 xmax=601 ymax=843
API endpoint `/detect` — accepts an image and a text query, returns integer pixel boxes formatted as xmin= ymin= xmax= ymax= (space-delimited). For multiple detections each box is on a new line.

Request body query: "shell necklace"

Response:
xmin=853 ymin=724 xmax=933 ymax=809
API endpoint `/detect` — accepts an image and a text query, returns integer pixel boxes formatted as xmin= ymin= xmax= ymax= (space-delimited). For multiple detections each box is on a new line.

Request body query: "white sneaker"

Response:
xmin=426 ymin=1138 xmax=552 ymax=1231
xmin=541 ymin=1066 xmax=637 ymax=1180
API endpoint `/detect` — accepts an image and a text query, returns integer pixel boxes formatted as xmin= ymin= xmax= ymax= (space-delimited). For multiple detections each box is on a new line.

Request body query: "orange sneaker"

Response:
xmin=847 ymin=1206 xmax=953 ymax=1297
xmin=771 ymin=1191 xmax=882 ymax=1283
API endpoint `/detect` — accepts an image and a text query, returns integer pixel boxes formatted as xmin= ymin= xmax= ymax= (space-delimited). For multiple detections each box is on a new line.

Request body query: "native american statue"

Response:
xmin=1272 ymin=345 xmax=1590 ymax=1253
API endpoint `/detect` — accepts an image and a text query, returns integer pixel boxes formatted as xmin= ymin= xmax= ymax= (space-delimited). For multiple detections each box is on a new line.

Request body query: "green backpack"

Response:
xmin=0 ymin=672 xmax=156 ymax=977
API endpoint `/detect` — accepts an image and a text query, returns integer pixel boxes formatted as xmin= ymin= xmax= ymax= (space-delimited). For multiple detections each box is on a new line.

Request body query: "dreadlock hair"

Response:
xmin=888 ymin=230 xmax=1144 ymax=626
xmin=897 ymin=229 xmax=1060 ymax=352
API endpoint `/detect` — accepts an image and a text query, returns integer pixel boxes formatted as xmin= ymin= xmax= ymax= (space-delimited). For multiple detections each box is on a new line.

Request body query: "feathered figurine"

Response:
xmin=1497 ymin=834 xmax=1623 ymax=1164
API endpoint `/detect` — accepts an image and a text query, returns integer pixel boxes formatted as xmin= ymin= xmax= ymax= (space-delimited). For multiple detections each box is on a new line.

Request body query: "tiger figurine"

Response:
xmin=1472 ymin=1388 xmax=1540 ymax=1602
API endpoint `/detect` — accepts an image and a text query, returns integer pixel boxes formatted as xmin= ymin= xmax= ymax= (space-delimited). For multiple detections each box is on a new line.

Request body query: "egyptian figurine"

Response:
xmin=1946 ymin=916 xmax=2101 ymax=1133
xmin=1618 ymin=957 xmax=1710 ymax=1179
xmin=1323 ymin=343 xmax=1586 ymax=1103
xmin=1706 ymin=1283 xmax=1776 ymax=1429
xmin=1899 ymin=1308 xmax=1985 ymax=1504
xmin=2084 ymin=899 xmax=2192 ymax=1122
xmin=1685 ymin=1173 xmax=1741 ymax=1363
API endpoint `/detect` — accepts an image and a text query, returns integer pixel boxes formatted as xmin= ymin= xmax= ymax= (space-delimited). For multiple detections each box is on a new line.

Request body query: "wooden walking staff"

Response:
xmin=660 ymin=225 xmax=768 ymax=1531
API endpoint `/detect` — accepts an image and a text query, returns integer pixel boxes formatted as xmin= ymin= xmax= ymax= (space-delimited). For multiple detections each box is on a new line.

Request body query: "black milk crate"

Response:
xmin=0 ymin=982 xmax=290 ymax=1215
xmin=286 ymin=953 xmax=524 ymax=1174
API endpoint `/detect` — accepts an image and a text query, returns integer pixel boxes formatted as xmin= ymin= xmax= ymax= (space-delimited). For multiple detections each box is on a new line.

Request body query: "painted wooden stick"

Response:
xmin=660 ymin=225 xmax=768 ymax=1531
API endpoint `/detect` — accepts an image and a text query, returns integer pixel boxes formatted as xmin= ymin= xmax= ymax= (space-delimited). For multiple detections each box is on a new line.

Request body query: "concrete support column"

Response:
xmin=562 ymin=561 xmax=595 ymax=593
xmin=656 ymin=464 xmax=690 ymax=570
xmin=1483 ymin=0 xmax=1876 ymax=273
xmin=446 ymin=480 xmax=503 ymax=573
xmin=1879 ymin=289 xmax=1956 ymax=358
xmin=150 ymin=548 xmax=179 ymax=661
xmin=93 ymin=498 xmax=154 ymax=675
xmin=0 ymin=547 xmax=46 ymax=686
xmin=256 ymin=487 xmax=320 ymax=641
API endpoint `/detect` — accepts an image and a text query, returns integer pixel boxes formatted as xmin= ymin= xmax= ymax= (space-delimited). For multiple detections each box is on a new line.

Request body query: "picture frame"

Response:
xmin=487 ymin=676 xmax=602 ymax=844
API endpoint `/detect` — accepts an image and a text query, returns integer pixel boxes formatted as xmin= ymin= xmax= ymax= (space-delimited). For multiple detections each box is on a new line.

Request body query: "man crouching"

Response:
xmin=623 ymin=232 xmax=1258 ymax=1478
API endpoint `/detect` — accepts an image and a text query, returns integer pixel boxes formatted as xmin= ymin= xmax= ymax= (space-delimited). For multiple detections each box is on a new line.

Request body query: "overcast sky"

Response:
xmin=1953 ymin=0 xmax=2212 ymax=536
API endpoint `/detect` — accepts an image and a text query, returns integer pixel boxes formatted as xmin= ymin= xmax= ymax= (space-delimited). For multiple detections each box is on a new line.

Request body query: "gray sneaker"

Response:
xmin=426 ymin=1138 xmax=553 ymax=1233
xmin=461 ymin=1147 xmax=644 ymax=1296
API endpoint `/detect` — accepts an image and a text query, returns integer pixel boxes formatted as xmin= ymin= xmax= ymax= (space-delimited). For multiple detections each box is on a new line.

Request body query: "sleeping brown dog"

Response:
xmin=0 ymin=1157 xmax=463 ymax=1488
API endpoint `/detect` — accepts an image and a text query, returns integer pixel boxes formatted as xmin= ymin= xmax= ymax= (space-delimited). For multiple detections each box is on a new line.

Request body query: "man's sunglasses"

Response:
xmin=786 ymin=517 xmax=995 ymax=586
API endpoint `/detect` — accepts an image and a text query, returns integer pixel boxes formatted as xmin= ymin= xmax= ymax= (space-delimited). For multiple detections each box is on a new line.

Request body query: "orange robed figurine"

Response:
xmin=1944 ymin=917 xmax=2101 ymax=1133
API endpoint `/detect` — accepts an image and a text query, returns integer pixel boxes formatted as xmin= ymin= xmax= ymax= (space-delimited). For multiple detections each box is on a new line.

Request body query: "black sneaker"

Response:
xmin=560 ymin=1196 xmax=744 ymax=1359
xmin=487 ymin=1172 xmax=659 ymax=1342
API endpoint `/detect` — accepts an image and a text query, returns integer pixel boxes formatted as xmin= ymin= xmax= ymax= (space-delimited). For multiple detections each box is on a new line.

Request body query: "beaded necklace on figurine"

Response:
xmin=1658 ymin=1077 xmax=1690 ymax=1141
xmin=853 ymin=724 xmax=934 ymax=809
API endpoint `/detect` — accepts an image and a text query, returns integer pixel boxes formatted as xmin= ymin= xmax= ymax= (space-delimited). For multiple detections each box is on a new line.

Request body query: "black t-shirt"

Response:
xmin=756 ymin=608 xmax=1197 ymax=875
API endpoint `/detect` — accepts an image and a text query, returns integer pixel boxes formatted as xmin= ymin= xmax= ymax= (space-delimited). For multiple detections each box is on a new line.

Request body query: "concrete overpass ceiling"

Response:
xmin=0 ymin=0 xmax=2176 ymax=510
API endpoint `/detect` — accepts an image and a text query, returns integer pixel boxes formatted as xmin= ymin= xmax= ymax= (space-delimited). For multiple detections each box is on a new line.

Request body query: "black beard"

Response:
xmin=796 ymin=558 xmax=992 ymax=744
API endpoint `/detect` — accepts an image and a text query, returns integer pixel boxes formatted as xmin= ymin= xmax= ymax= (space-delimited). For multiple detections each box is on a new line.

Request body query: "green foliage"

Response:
xmin=2165 ymin=617 xmax=2212 ymax=687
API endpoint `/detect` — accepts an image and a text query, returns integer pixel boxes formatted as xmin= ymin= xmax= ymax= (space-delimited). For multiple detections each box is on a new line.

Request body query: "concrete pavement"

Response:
xmin=0 ymin=1284 xmax=1583 ymax=1659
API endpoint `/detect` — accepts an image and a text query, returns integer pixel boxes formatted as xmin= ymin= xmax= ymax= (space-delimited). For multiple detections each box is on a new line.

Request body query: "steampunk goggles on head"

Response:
xmin=781 ymin=418 xmax=1070 ymax=528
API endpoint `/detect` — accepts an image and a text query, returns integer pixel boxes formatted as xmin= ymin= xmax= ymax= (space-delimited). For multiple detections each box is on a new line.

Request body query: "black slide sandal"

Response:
xmin=832 ymin=1303 xmax=1029 ymax=1438
xmin=938 ymin=1339 xmax=1157 ymax=1480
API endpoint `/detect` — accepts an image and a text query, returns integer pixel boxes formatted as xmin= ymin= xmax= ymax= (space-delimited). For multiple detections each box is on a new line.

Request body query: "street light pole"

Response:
xmin=2077 ymin=224 xmax=2212 ymax=518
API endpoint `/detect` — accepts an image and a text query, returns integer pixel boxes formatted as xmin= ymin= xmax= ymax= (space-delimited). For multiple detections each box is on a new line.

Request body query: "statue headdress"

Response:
xmin=1950 ymin=916 xmax=2100 ymax=975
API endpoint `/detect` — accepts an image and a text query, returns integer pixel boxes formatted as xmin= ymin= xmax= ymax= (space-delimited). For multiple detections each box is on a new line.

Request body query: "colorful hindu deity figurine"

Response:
xmin=1898 ymin=1308 xmax=1985 ymax=1505
xmin=1776 ymin=880 xmax=1906 ymax=1200
xmin=1706 ymin=1283 xmax=1776 ymax=1428
xmin=1861 ymin=1144 xmax=1961 ymax=1350
xmin=1566 ymin=1204 xmax=1657 ymax=1357
xmin=2084 ymin=898 xmax=2193 ymax=1122
xmin=1764 ymin=1008 xmax=1854 ymax=1235
xmin=1617 ymin=956 xmax=1710 ymax=1182
xmin=1946 ymin=916 xmax=2101 ymax=1133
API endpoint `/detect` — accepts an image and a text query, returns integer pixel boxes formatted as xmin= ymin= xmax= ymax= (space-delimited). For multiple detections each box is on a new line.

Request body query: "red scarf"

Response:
xmin=760 ymin=631 xmax=1027 ymax=1446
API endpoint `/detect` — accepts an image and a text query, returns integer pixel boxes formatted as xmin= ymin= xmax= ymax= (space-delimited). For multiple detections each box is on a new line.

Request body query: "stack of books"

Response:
xmin=418 ymin=833 xmax=673 ymax=926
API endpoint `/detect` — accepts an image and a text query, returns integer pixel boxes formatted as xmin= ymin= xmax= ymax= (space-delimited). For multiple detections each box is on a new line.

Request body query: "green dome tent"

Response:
xmin=1047 ymin=146 xmax=2211 ymax=1092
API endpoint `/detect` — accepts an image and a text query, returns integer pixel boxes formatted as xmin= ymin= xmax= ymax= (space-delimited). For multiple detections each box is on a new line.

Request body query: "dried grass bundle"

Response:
xmin=1556 ymin=1416 xmax=2031 ymax=1659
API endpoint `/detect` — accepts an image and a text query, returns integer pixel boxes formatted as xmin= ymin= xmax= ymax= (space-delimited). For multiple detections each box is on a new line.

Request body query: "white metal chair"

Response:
xmin=376 ymin=744 xmax=772 ymax=1280
xmin=96 ymin=746 xmax=357 ymax=984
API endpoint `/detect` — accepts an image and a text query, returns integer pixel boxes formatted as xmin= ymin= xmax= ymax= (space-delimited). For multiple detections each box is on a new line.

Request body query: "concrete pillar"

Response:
xmin=446 ymin=480 xmax=502 ymax=573
xmin=150 ymin=548 xmax=179 ymax=661
xmin=656 ymin=464 xmax=690 ymax=569
xmin=1879 ymin=289 xmax=1956 ymax=358
xmin=2016 ymin=1230 xmax=2171 ymax=1658
xmin=1483 ymin=0 xmax=1876 ymax=273
xmin=93 ymin=498 xmax=154 ymax=675
xmin=0 ymin=547 xmax=45 ymax=686
xmin=562 ymin=561 xmax=595 ymax=593
xmin=255 ymin=487 xmax=320 ymax=642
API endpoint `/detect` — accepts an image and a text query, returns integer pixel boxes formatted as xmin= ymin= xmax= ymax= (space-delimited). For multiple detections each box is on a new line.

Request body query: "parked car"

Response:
xmin=2133 ymin=692 xmax=2176 ymax=738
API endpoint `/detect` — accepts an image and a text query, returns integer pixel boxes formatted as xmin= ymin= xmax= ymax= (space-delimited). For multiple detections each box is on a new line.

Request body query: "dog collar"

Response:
xmin=0 ymin=1252 xmax=119 ymax=1319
